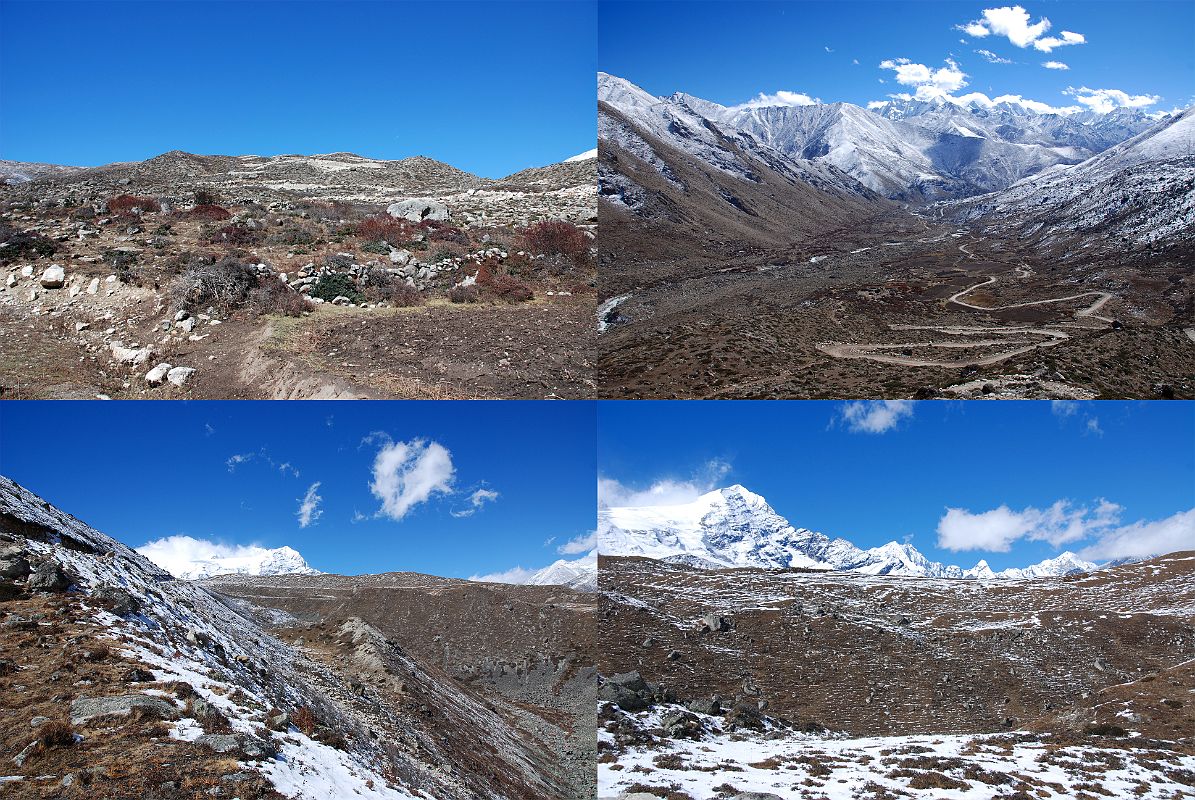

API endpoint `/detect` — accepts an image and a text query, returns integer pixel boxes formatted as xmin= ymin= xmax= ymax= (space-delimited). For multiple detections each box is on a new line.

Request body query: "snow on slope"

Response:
xmin=599 ymin=484 xmax=1098 ymax=579
xmin=564 ymin=148 xmax=598 ymax=162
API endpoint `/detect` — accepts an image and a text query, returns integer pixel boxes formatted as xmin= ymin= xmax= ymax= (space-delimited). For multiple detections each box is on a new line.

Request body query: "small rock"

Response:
xmin=167 ymin=367 xmax=196 ymax=387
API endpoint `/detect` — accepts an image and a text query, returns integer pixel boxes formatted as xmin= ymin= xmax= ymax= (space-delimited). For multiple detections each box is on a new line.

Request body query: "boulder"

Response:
xmin=144 ymin=363 xmax=173 ymax=386
xmin=686 ymin=696 xmax=721 ymax=716
xmin=110 ymin=341 xmax=152 ymax=366
xmin=197 ymin=734 xmax=275 ymax=760
xmin=86 ymin=277 xmax=100 ymax=295
xmin=166 ymin=367 xmax=196 ymax=387
xmin=0 ymin=551 xmax=31 ymax=580
xmin=70 ymin=694 xmax=179 ymax=725
xmin=660 ymin=709 xmax=704 ymax=739
xmin=607 ymin=671 xmax=647 ymax=692
xmin=27 ymin=562 xmax=70 ymax=592
xmin=597 ymin=682 xmax=647 ymax=711
xmin=39 ymin=265 xmax=66 ymax=289
xmin=387 ymin=199 xmax=449 ymax=223
xmin=94 ymin=585 xmax=140 ymax=616
xmin=699 ymin=613 xmax=731 ymax=633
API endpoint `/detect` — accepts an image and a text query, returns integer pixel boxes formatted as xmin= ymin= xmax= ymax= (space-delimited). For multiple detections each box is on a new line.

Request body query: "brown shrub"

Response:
xmin=474 ymin=259 xmax=532 ymax=302
xmin=355 ymin=216 xmax=418 ymax=246
xmin=187 ymin=204 xmax=232 ymax=221
xmin=292 ymin=706 xmax=317 ymax=737
xmin=170 ymin=256 xmax=256 ymax=311
xmin=250 ymin=277 xmax=309 ymax=317
xmin=521 ymin=219 xmax=587 ymax=259
xmin=208 ymin=223 xmax=263 ymax=246
xmin=31 ymin=719 xmax=76 ymax=758
xmin=447 ymin=284 xmax=480 ymax=304
xmin=108 ymin=194 xmax=160 ymax=215
xmin=84 ymin=643 xmax=111 ymax=661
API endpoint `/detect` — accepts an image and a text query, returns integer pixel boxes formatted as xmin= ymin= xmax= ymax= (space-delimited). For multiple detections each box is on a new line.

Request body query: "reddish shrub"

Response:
xmin=447 ymin=284 xmax=479 ymax=304
xmin=187 ymin=204 xmax=232 ymax=221
xmin=521 ymin=219 xmax=587 ymax=259
xmin=108 ymin=194 xmax=160 ymax=215
xmin=354 ymin=216 xmax=417 ymax=246
xmin=428 ymin=224 xmax=468 ymax=245
xmin=474 ymin=258 xmax=532 ymax=303
xmin=292 ymin=706 xmax=317 ymax=737
xmin=251 ymin=277 xmax=309 ymax=317
xmin=209 ymin=223 xmax=263 ymax=246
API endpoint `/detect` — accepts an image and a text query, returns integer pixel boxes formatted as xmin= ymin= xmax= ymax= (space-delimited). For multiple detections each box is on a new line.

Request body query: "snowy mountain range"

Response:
xmin=601 ymin=74 xmax=1162 ymax=202
xmin=138 ymin=543 xmax=322 ymax=581
xmin=524 ymin=550 xmax=598 ymax=592
xmin=598 ymin=484 xmax=1098 ymax=580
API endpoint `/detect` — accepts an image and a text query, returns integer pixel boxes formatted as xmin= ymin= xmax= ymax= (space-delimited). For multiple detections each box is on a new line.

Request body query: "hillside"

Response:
xmin=0 ymin=476 xmax=593 ymax=799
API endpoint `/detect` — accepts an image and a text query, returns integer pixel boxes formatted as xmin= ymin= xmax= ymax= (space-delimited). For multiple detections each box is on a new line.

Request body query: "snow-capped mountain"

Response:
xmin=664 ymin=87 xmax=1155 ymax=201
xmin=949 ymin=107 xmax=1195 ymax=245
xmin=599 ymin=484 xmax=1098 ymax=580
xmin=525 ymin=550 xmax=598 ymax=592
xmin=139 ymin=543 xmax=321 ymax=581
xmin=564 ymin=148 xmax=598 ymax=162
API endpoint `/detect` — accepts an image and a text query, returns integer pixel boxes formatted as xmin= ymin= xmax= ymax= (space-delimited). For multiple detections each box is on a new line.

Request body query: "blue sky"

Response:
xmin=598 ymin=401 xmax=1195 ymax=570
xmin=0 ymin=0 xmax=596 ymax=177
xmin=600 ymin=1 xmax=1194 ymax=114
xmin=0 ymin=401 xmax=596 ymax=579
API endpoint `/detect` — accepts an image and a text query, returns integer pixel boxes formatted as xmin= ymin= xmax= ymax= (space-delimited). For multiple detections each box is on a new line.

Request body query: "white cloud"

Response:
xmin=879 ymin=58 xmax=968 ymax=100
xmin=937 ymin=499 xmax=1123 ymax=551
xmin=598 ymin=458 xmax=734 ymax=508
xmin=278 ymin=461 xmax=300 ymax=478
xmin=369 ymin=437 xmax=455 ymax=521
xmin=1042 ymin=61 xmax=1069 ymax=70
xmin=297 ymin=482 xmax=322 ymax=528
xmin=469 ymin=565 xmax=537 ymax=583
xmin=226 ymin=453 xmax=252 ymax=471
xmin=837 ymin=400 xmax=915 ymax=434
xmin=1051 ymin=400 xmax=1079 ymax=417
xmin=1079 ymin=508 xmax=1195 ymax=562
xmin=558 ymin=530 xmax=597 ymax=555
xmin=976 ymin=49 xmax=1013 ymax=64
xmin=852 ymin=58 xmax=860 ymax=66
xmin=1065 ymin=86 xmax=1161 ymax=113
xmin=958 ymin=6 xmax=1085 ymax=52
xmin=867 ymin=100 xmax=890 ymax=110
xmin=731 ymin=90 xmax=821 ymax=111
xmin=451 ymin=487 xmax=500 ymax=518
xmin=824 ymin=46 xmax=834 ymax=53
xmin=1085 ymin=417 xmax=1104 ymax=437
xmin=137 ymin=535 xmax=275 ymax=578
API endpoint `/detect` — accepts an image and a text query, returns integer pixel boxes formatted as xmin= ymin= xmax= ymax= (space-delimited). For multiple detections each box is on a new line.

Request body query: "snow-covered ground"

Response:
xmin=601 ymin=705 xmax=1195 ymax=799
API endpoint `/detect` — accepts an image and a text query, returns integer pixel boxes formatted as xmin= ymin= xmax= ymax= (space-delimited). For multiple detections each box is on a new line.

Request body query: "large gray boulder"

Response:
xmin=27 ymin=562 xmax=70 ymax=592
xmin=70 ymin=695 xmax=179 ymax=725
xmin=387 ymin=199 xmax=449 ymax=223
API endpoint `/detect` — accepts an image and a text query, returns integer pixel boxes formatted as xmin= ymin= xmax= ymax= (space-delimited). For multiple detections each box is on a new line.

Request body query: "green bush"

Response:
xmin=311 ymin=273 xmax=362 ymax=303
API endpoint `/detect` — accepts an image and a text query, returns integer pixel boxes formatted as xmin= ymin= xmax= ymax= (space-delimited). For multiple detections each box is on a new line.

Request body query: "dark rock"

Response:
xmin=27 ymin=562 xmax=70 ymax=592
xmin=70 ymin=694 xmax=179 ymax=724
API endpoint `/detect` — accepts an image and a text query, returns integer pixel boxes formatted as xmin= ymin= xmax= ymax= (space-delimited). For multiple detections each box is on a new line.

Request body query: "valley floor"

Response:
xmin=598 ymin=220 xmax=1194 ymax=400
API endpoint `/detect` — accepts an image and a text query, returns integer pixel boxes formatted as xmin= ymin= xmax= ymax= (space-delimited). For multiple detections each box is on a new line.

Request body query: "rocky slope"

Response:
xmin=597 ymin=552 xmax=1195 ymax=798
xmin=945 ymin=107 xmax=1195 ymax=246
xmin=599 ymin=485 xmax=1099 ymax=579
xmin=2 ymin=150 xmax=597 ymax=229
xmin=597 ymin=73 xmax=889 ymax=262
xmin=0 ymin=476 xmax=590 ymax=799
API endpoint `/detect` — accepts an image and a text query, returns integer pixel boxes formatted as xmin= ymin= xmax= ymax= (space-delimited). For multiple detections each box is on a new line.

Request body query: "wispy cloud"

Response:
xmin=451 ymin=487 xmax=500 ymax=518
xmin=937 ymin=499 xmax=1124 ymax=551
xmin=1065 ymin=86 xmax=1161 ymax=113
xmin=599 ymin=458 xmax=733 ymax=509
xmin=1079 ymin=509 xmax=1195 ymax=562
xmin=369 ymin=436 xmax=455 ymax=521
xmin=976 ymin=49 xmax=1013 ymax=64
xmin=226 ymin=453 xmax=252 ymax=472
xmin=837 ymin=400 xmax=915 ymax=434
xmin=557 ymin=530 xmax=597 ymax=555
xmin=469 ymin=565 xmax=537 ymax=583
xmin=1042 ymin=60 xmax=1069 ymax=70
xmin=297 ymin=482 xmax=322 ymax=528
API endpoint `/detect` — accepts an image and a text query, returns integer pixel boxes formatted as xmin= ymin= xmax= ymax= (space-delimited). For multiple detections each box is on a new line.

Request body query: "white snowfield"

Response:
xmin=564 ymin=148 xmax=598 ymax=162
xmin=599 ymin=484 xmax=1098 ymax=580
xmin=600 ymin=705 xmax=1195 ymax=800
xmin=139 ymin=543 xmax=322 ymax=581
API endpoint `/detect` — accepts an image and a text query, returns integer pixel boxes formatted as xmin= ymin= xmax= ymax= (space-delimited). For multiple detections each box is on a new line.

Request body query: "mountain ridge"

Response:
xmin=599 ymin=484 xmax=1101 ymax=579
